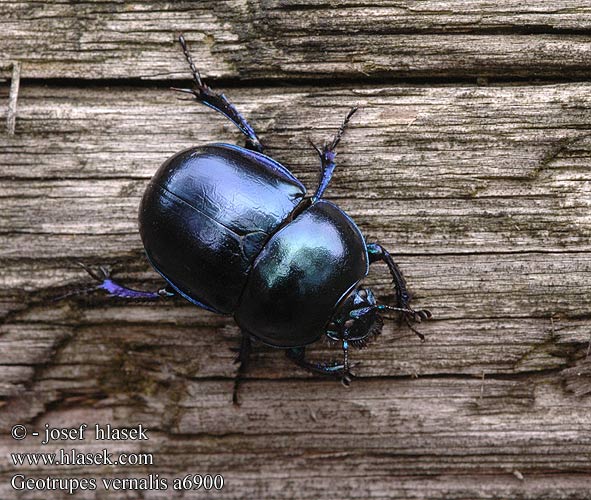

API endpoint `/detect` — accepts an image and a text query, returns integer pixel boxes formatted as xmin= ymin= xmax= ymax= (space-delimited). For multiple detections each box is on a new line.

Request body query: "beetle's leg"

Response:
xmin=366 ymin=242 xmax=432 ymax=338
xmin=286 ymin=347 xmax=353 ymax=386
xmin=367 ymin=243 xmax=411 ymax=308
xmin=55 ymin=263 xmax=175 ymax=301
xmin=232 ymin=333 xmax=252 ymax=406
xmin=173 ymin=35 xmax=263 ymax=153
xmin=310 ymin=107 xmax=358 ymax=202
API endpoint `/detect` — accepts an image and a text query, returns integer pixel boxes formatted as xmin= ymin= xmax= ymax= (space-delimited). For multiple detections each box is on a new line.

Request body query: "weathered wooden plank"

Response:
xmin=2 ymin=1 xmax=591 ymax=80
xmin=1 ymin=378 xmax=591 ymax=499
xmin=0 ymin=84 xmax=591 ymax=422
xmin=1 ymin=80 xmax=590 ymax=499
xmin=0 ymin=82 xmax=589 ymax=388
xmin=1 ymin=84 xmax=590 ymax=257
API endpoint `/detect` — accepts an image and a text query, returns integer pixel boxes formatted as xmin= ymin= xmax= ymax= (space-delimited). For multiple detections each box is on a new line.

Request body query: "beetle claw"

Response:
xmin=76 ymin=262 xmax=112 ymax=282
xmin=308 ymin=137 xmax=322 ymax=157
xmin=98 ymin=265 xmax=111 ymax=279
xmin=171 ymin=86 xmax=195 ymax=94
xmin=76 ymin=262 xmax=104 ymax=282
xmin=405 ymin=318 xmax=426 ymax=342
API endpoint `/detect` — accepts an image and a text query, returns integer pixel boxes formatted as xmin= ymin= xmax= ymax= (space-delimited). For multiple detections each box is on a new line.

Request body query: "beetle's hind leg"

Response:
xmin=366 ymin=242 xmax=432 ymax=339
xmin=286 ymin=347 xmax=353 ymax=386
xmin=232 ymin=333 xmax=252 ymax=405
xmin=173 ymin=34 xmax=264 ymax=153
xmin=55 ymin=263 xmax=175 ymax=301
xmin=310 ymin=107 xmax=358 ymax=202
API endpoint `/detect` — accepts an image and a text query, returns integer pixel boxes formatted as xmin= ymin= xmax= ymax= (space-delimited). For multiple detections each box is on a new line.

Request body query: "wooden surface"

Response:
xmin=1 ymin=2 xmax=591 ymax=499
xmin=3 ymin=1 xmax=591 ymax=80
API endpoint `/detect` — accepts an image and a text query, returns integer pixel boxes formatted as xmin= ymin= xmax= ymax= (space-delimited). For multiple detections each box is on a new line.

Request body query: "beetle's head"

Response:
xmin=325 ymin=286 xmax=431 ymax=386
xmin=326 ymin=287 xmax=383 ymax=348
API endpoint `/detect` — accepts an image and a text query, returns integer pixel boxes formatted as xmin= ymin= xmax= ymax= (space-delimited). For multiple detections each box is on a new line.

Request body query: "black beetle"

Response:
xmin=74 ymin=35 xmax=431 ymax=403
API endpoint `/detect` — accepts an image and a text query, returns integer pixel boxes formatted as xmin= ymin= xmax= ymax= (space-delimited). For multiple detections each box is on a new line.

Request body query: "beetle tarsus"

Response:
xmin=286 ymin=347 xmax=353 ymax=383
xmin=232 ymin=334 xmax=252 ymax=406
xmin=341 ymin=339 xmax=353 ymax=386
xmin=311 ymin=107 xmax=358 ymax=201
xmin=330 ymin=106 xmax=358 ymax=151
xmin=176 ymin=34 xmax=264 ymax=153
xmin=58 ymin=263 xmax=173 ymax=301
xmin=178 ymin=34 xmax=204 ymax=87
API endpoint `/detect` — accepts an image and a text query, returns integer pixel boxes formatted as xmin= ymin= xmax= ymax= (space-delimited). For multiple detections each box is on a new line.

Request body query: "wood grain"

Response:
xmin=1 ymin=81 xmax=590 ymax=497
xmin=2 ymin=3 xmax=591 ymax=495
xmin=2 ymin=1 xmax=591 ymax=80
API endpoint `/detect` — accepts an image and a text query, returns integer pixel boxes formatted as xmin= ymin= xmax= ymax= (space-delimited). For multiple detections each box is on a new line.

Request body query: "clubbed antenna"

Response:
xmin=351 ymin=304 xmax=431 ymax=342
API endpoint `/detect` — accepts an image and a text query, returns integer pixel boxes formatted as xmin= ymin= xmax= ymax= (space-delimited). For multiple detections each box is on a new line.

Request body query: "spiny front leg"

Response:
xmin=286 ymin=346 xmax=353 ymax=386
xmin=173 ymin=34 xmax=263 ymax=153
xmin=366 ymin=242 xmax=432 ymax=339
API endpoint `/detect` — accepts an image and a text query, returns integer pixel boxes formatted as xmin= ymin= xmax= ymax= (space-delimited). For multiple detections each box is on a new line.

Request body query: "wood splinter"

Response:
xmin=6 ymin=61 xmax=21 ymax=135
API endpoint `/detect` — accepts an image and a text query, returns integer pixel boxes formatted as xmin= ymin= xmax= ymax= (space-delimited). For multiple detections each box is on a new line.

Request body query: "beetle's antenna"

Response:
xmin=377 ymin=304 xmax=431 ymax=322
xmin=177 ymin=33 xmax=203 ymax=87
xmin=353 ymin=304 xmax=430 ymax=342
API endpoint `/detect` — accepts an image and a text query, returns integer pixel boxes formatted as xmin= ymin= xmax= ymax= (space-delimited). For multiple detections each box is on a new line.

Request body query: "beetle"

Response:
xmin=74 ymin=35 xmax=431 ymax=404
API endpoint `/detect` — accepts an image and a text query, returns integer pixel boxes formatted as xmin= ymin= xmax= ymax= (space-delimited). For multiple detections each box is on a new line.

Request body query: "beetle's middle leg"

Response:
xmin=310 ymin=107 xmax=358 ymax=202
xmin=286 ymin=347 xmax=352 ymax=386
xmin=173 ymin=35 xmax=263 ymax=153
xmin=232 ymin=333 xmax=252 ymax=406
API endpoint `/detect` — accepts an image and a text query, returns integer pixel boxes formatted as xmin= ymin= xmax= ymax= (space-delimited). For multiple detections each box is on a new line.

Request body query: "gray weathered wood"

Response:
xmin=0 ymin=378 xmax=591 ymax=499
xmin=2 ymin=5 xmax=591 ymax=492
xmin=1 ymin=84 xmax=590 ymax=255
xmin=1 ymin=81 xmax=590 ymax=498
xmin=2 ymin=1 xmax=591 ymax=80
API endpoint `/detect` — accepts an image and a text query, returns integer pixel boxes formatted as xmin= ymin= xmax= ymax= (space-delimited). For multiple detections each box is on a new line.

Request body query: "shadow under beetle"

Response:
xmin=75 ymin=35 xmax=431 ymax=404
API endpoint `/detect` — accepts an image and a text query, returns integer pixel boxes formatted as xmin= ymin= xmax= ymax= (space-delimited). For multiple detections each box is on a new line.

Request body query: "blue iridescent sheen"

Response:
xmin=100 ymin=279 xmax=160 ymax=300
xmin=235 ymin=200 xmax=368 ymax=347
xmin=139 ymin=143 xmax=306 ymax=314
